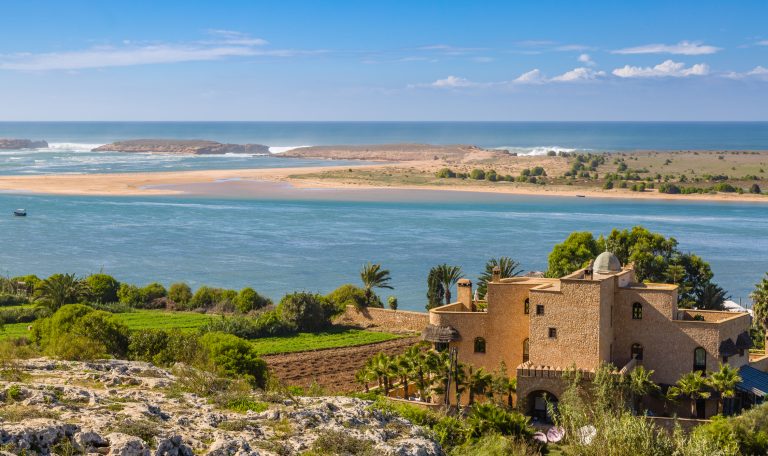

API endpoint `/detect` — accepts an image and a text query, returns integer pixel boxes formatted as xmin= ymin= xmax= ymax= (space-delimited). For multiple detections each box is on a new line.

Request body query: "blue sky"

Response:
xmin=0 ymin=0 xmax=766 ymax=120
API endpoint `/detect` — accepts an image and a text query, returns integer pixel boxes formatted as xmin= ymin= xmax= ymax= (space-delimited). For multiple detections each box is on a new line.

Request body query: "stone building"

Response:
xmin=424 ymin=252 xmax=764 ymax=419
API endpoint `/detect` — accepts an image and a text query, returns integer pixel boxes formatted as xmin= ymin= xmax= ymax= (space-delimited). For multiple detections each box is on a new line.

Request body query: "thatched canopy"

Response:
xmin=719 ymin=338 xmax=738 ymax=357
xmin=422 ymin=324 xmax=460 ymax=343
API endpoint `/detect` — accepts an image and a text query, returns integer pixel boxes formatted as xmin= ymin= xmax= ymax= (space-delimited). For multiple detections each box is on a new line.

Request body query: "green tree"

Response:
xmin=470 ymin=169 xmax=486 ymax=180
xmin=477 ymin=257 xmax=523 ymax=298
xmin=751 ymin=273 xmax=768 ymax=329
xmin=140 ymin=282 xmax=167 ymax=307
xmin=708 ymin=363 xmax=742 ymax=416
xmin=35 ymin=273 xmax=89 ymax=311
xmin=168 ymin=282 xmax=193 ymax=307
xmin=698 ymin=282 xmax=728 ymax=311
xmin=234 ymin=287 xmax=271 ymax=313
xmin=359 ymin=263 xmax=393 ymax=308
xmin=117 ymin=283 xmax=142 ymax=307
xmin=277 ymin=291 xmax=337 ymax=332
xmin=84 ymin=273 xmax=120 ymax=303
xmin=388 ymin=296 xmax=398 ymax=310
xmin=668 ymin=371 xmax=711 ymax=418
xmin=426 ymin=266 xmax=445 ymax=310
xmin=199 ymin=332 xmax=268 ymax=388
xmin=626 ymin=366 xmax=659 ymax=413
xmin=326 ymin=284 xmax=372 ymax=309
xmin=546 ymin=231 xmax=601 ymax=277
xmin=190 ymin=286 xmax=221 ymax=309
xmin=467 ymin=366 xmax=493 ymax=405
xmin=436 ymin=264 xmax=464 ymax=305
xmin=749 ymin=183 xmax=762 ymax=194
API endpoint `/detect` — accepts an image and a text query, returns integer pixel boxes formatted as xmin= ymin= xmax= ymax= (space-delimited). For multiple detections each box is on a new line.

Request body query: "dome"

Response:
xmin=594 ymin=251 xmax=622 ymax=273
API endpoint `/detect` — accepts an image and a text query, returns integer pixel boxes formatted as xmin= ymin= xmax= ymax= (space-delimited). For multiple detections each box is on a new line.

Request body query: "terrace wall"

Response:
xmin=335 ymin=305 xmax=429 ymax=333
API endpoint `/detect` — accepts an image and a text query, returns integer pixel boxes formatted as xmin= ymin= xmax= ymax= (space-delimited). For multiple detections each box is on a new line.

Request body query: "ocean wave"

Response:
xmin=44 ymin=143 xmax=105 ymax=152
xmin=493 ymin=146 xmax=583 ymax=156
xmin=269 ymin=145 xmax=311 ymax=154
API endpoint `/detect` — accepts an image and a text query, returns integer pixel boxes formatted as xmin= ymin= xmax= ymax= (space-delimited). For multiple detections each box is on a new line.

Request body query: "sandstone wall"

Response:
xmin=335 ymin=305 xmax=429 ymax=333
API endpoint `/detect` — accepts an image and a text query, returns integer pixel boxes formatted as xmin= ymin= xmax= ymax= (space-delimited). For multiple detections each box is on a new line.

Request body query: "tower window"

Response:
xmin=548 ymin=328 xmax=557 ymax=339
xmin=632 ymin=302 xmax=643 ymax=320
xmin=524 ymin=298 xmax=530 ymax=315
xmin=694 ymin=347 xmax=706 ymax=372
xmin=523 ymin=338 xmax=530 ymax=362
xmin=536 ymin=305 xmax=545 ymax=315
xmin=474 ymin=337 xmax=486 ymax=353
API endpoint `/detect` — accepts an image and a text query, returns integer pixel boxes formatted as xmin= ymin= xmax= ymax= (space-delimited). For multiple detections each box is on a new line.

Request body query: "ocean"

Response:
xmin=0 ymin=122 xmax=766 ymax=310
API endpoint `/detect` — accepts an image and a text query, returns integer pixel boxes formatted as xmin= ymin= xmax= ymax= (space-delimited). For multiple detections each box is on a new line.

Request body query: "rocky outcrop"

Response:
xmin=0 ymin=139 xmax=48 ymax=149
xmin=92 ymin=140 xmax=269 ymax=155
xmin=277 ymin=143 xmax=506 ymax=161
xmin=0 ymin=359 xmax=441 ymax=456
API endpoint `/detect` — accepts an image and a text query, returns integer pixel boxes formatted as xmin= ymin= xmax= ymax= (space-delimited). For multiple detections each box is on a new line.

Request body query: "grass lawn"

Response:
xmin=0 ymin=309 xmax=403 ymax=355
xmin=250 ymin=328 xmax=404 ymax=355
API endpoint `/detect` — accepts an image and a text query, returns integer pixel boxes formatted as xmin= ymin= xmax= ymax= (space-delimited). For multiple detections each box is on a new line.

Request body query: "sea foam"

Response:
xmin=494 ymin=146 xmax=582 ymax=156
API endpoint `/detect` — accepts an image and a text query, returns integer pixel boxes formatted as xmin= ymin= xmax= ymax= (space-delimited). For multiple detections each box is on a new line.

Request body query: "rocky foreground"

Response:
xmin=0 ymin=359 xmax=440 ymax=456
xmin=92 ymin=140 xmax=270 ymax=155
xmin=0 ymin=139 xmax=48 ymax=149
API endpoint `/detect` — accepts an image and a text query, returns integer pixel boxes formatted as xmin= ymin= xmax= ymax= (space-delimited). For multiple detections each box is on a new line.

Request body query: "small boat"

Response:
xmin=13 ymin=209 xmax=26 ymax=217
xmin=575 ymin=194 xmax=586 ymax=198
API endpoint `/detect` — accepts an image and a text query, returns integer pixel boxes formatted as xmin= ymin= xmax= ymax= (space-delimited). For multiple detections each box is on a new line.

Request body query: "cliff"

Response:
xmin=92 ymin=140 xmax=270 ymax=155
xmin=0 ymin=358 xmax=440 ymax=456
xmin=0 ymin=139 xmax=48 ymax=150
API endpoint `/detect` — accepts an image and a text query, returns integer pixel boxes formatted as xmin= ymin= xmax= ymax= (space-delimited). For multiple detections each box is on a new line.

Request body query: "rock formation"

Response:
xmin=0 ymin=358 xmax=440 ymax=456
xmin=277 ymin=143 xmax=508 ymax=162
xmin=92 ymin=140 xmax=270 ymax=155
xmin=0 ymin=139 xmax=48 ymax=149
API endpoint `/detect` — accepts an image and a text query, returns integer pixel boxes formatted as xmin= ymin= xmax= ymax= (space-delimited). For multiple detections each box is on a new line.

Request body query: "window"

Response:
xmin=523 ymin=338 xmax=530 ymax=362
xmin=548 ymin=328 xmax=557 ymax=339
xmin=536 ymin=305 xmax=545 ymax=315
xmin=435 ymin=342 xmax=448 ymax=352
xmin=631 ymin=343 xmax=643 ymax=361
xmin=524 ymin=298 xmax=530 ymax=315
xmin=632 ymin=302 xmax=643 ymax=320
xmin=694 ymin=347 xmax=706 ymax=372
xmin=474 ymin=337 xmax=486 ymax=353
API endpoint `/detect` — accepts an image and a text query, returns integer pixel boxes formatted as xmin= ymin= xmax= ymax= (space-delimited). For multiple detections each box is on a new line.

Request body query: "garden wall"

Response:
xmin=335 ymin=305 xmax=429 ymax=333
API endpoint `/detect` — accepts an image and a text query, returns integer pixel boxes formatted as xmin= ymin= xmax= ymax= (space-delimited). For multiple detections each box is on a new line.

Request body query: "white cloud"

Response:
xmin=555 ymin=44 xmax=592 ymax=52
xmin=612 ymin=41 xmax=720 ymax=55
xmin=429 ymin=75 xmax=479 ymax=88
xmin=724 ymin=66 xmax=768 ymax=80
xmin=757 ymin=40 xmax=768 ymax=46
xmin=0 ymin=32 xmax=320 ymax=71
xmin=551 ymin=67 xmax=605 ymax=82
xmin=612 ymin=60 xmax=710 ymax=78
xmin=513 ymin=69 xmax=546 ymax=84
xmin=578 ymin=53 xmax=595 ymax=66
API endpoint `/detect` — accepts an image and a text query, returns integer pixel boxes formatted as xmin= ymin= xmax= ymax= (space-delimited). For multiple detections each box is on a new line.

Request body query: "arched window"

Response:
xmin=632 ymin=302 xmax=643 ymax=320
xmin=523 ymin=338 xmax=530 ymax=363
xmin=524 ymin=298 xmax=530 ymax=315
xmin=474 ymin=337 xmax=486 ymax=353
xmin=694 ymin=347 xmax=706 ymax=372
xmin=631 ymin=343 xmax=644 ymax=361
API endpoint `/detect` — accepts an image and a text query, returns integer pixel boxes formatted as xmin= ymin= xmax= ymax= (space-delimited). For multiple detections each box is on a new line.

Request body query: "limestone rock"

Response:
xmin=0 ymin=138 xmax=48 ymax=149
xmin=106 ymin=433 xmax=151 ymax=456
xmin=92 ymin=140 xmax=270 ymax=155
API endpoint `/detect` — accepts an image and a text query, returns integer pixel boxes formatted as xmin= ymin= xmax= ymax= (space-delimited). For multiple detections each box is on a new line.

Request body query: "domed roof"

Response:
xmin=594 ymin=251 xmax=621 ymax=273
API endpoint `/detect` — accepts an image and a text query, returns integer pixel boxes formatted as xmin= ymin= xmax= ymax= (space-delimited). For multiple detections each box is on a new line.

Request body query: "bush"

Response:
xmin=436 ymin=168 xmax=456 ymax=178
xmin=388 ymin=296 xmax=398 ymax=310
xmin=451 ymin=435 xmax=541 ymax=456
xmin=139 ymin=282 xmax=167 ymax=305
xmin=0 ymin=294 xmax=28 ymax=307
xmin=277 ymin=292 xmax=337 ymax=332
xmin=311 ymin=430 xmax=376 ymax=456
xmin=190 ymin=286 xmax=222 ymax=309
xmin=234 ymin=287 xmax=271 ymax=313
xmin=469 ymin=169 xmax=486 ymax=180
xmin=168 ymin=282 xmax=193 ymax=306
xmin=199 ymin=332 xmax=268 ymax=388
xmin=326 ymin=284 xmax=368 ymax=309
xmin=659 ymin=183 xmax=681 ymax=194
xmin=466 ymin=403 xmax=533 ymax=440
xmin=0 ymin=306 xmax=48 ymax=324
xmin=10 ymin=275 xmax=41 ymax=295
xmin=32 ymin=304 xmax=130 ymax=359
xmin=749 ymin=183 xmax=762 ymax=194
xmin=85 ymin=274 xmax=120 ymax=303
xmin=117 ymin=283 xmax=142 ymax=307
xmin=129 ymin=329 xmax=202 ymax=366
xmin=485 ymin=170 xmax=497 ymax=182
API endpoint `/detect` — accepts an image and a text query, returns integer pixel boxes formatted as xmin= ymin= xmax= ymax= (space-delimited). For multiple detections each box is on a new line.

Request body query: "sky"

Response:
xmin=0 ymin=0 xmax=767 ymax=121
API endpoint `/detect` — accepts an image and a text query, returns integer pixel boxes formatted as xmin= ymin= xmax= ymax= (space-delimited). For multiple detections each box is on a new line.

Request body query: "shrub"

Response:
xmin=311 ymin=430 xmax=376 ymax=456
xmin=713 ymin=182 xmax=738 ymax=193
xmin=0 ymin=294 xmax=28 ymax=307
xmin=190 ymin=286 xmax=221 ymax=309
xmin=277 ymin=292 xmax=337 ymax=332
xmin=603 ymin=180 xmax=614 ymax=190
xmin=168 ymin=282 xmax=193 ymax=306
xmin=85 ymin=273 xmax=120 ymax=303
xmin=326 ymin=284 xmax=368 ymax=309
xmin=451 ymin=435 xmax=541 ymax=456
xmin=10 ymin=275 xmax=41 ymax=295
xmin=485 ymin=170 xmax=497 ymax=182
xmin=199 ymin=332 xmax=268 ymax=388
xmin=659 ymin=183 xmax=681 ymax=194
xmin=469 ymin=169 xmax=486 ymax=180
xmin=139 ymin=282 xmax=167 ymax=306
xmin=388 ymin=296 xmax=398 ymax=310
xmin=750 ymin=183 xmax=762 ymax=194
xmin=435 ymin=168 xmax=456 ymax=178
xmin=129 ymin=329 xmax=201 ymax=366
xmin=117 ymin=283 xmax=142 ymax=307
xmin=234 ymin=287 xmax=271 ymax=313
xmin=466 ymin=403 xmax=533 ymax=440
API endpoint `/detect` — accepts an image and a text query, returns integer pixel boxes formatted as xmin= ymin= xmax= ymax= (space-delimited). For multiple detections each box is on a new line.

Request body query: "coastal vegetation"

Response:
xmin=425 ymin=264 xmax=464 ymax=310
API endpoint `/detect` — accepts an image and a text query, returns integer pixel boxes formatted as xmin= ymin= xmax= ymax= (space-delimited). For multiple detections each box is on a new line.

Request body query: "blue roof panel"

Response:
xmin=738 ymin=365 xmax=768 ymax=397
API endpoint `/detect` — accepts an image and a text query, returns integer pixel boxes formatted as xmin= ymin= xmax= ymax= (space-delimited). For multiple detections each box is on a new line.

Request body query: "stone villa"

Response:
xmin=423 ymin=252 xmax=768 ymax=419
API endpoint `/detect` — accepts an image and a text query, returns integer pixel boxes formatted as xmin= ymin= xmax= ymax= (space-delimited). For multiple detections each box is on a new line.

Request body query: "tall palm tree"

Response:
xmin=467 ymin=367 xmax=493 ymax=405
xmin=477 ymin=257 xmax=523 ymax=298
xmin=35 ymin=273 xmax=88 ymax=311
xmin=752 ymin=273 xmax=768 ymax=329
xmin=437 ymin=264 xmax=464 ymax=305
xmin=667 ymin=370 xmax=711 ymax=418
xmin=426 ymin=266 xmax=445 ymax=310
xmin=698 ymin=282 xmax=728 ymax=311
xmin=626 ymin=366 xmax=659 ymax=413
xmin=708 ymin=363 xmax=742 ymax=415
xmin=360 ymin=263 xmax=393 ymax=307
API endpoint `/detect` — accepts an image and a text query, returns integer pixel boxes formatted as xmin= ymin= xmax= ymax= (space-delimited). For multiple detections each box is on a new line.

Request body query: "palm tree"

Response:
xmin=708 ymin=363 xmax=742 ymax=415
xmin=395 ymin=352 xmax=417 ymax=399
xmin=626 ymin=366 xmax=659 ymax=413
xmin=467 ymin=367 xmax=493 ymax=405
xmin=750 ymin=273 xmax=768 ymax=328
xmin=698 ymin=282 xmax=728 ymax=310
xmin=453 ymin=363 xmax=468 ymax=408
xmin=426 ymin=266 xmax=445 ymax=310
xmin=35 ymin=273 xmax=88 ymax=311
xmin=667 ymin=371 xmax=711 ymax=418
xmin=477 ymin=257 xmax=523 ymax=298
xmin=360 ymin=263 xmax=393 ymax=307
xmin=437 ymin=264 xmax=464 ymax=305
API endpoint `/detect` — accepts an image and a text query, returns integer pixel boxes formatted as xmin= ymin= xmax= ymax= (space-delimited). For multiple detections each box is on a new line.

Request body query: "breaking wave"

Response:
xmin=493 ymin=146 xmax=583 ymax=156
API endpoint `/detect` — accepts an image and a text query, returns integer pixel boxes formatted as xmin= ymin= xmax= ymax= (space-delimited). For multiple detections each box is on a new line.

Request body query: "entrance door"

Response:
xmin=696 ymin=398 xmax=706 ymax=419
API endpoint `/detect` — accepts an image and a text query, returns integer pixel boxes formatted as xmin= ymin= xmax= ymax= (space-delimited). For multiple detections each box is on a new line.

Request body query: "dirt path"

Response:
xmin=263 ymin=336 xmax=419 ymax=393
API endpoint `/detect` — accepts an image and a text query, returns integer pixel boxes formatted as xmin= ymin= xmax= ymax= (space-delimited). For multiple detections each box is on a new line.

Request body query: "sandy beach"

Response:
xmin=1 ymin=162 xmax=766 ymax=203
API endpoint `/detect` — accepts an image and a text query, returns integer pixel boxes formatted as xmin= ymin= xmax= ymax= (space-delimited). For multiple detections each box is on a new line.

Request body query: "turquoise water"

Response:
xmin=1 ymin=191 xmax=765 ymax=310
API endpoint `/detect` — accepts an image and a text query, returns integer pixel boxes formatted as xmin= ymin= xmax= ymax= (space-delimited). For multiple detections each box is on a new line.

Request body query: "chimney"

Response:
xmin=492 ymin=266 xmax=501 ymax=283
xmin=457 ymin=278 xmax=472 ymax=309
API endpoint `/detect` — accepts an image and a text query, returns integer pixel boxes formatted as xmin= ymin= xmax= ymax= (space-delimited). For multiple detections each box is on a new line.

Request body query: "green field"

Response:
xmin=0 ymin=309 xmax=403 ymax=355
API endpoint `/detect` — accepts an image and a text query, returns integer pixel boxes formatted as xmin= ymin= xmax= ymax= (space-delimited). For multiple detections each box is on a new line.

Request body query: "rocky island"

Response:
xmin=0 ymin=139 xmax=48 ymax=149
xmin=92 ymin=140 xmax=270 ymax=155
xmin=278 ymin=143 xmax=508 ymax=161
